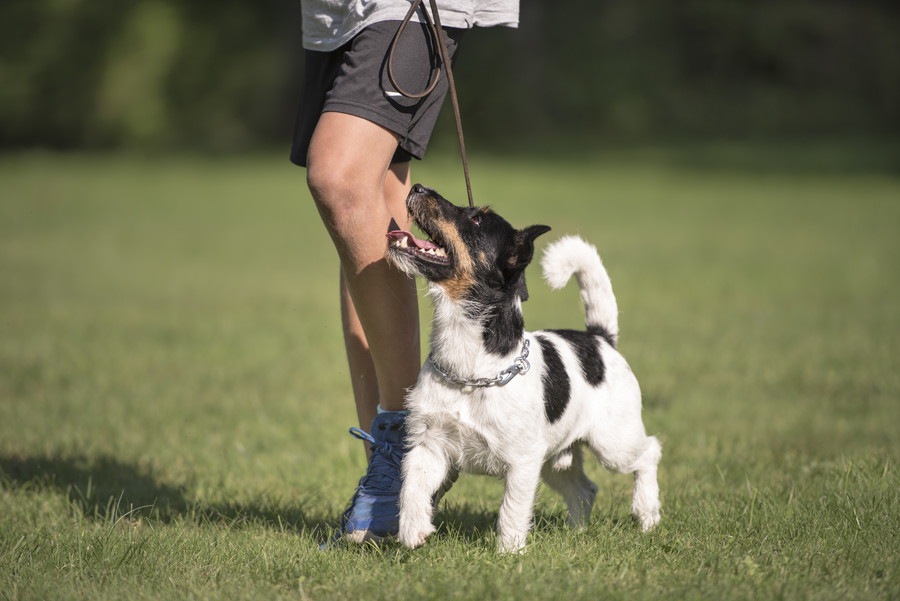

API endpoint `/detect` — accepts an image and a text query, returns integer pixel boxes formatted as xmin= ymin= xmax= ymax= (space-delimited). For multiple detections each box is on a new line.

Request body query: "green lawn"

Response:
xmin=1 ymin=148 xmax=898 ymax=600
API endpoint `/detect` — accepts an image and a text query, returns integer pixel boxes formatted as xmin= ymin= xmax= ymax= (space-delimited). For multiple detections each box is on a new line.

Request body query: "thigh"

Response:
xmin=291 ymin=21 xmax=463 ymax=167
xmin=306 ymin=111 xmax=401 ymax=188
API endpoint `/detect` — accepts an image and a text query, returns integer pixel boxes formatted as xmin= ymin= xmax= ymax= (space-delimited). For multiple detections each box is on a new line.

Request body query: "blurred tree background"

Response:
xmin=0 ymin=0 xmax=898 ymax=152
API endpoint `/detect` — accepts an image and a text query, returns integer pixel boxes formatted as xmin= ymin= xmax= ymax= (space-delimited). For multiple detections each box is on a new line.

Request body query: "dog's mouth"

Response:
xmin=386 ymin=225 xmax=451 ymax=265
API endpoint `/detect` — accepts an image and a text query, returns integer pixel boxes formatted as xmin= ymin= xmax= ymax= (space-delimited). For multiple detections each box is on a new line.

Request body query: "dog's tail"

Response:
xmin=541 ymin=235 xmax=619 ymax=347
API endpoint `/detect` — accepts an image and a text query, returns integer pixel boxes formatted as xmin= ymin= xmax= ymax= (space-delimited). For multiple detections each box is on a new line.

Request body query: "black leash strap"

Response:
xmin=387 ymin=0 xmax=475 ymax=208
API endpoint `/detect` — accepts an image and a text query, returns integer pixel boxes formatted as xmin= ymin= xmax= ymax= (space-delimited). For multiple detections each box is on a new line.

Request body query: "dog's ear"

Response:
xmin=502 ymin=225 xmax=551 ymax=298
xmin=505 ymin=225 xmax=551 ymax=272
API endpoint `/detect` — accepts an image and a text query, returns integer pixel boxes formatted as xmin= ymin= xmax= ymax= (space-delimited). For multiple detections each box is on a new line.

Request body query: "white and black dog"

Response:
xmin=386 ymin=184 xmax=661 ymax=554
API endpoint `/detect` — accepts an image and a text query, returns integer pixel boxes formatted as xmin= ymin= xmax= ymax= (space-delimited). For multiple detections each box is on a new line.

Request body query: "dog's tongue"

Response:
xmin=386 ymin=228 xmax=440 ymax=250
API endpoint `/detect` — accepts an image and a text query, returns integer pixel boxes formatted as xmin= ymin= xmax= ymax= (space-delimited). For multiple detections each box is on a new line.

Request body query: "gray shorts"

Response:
xmin=290 ymin=20 xmax=464 ymax=167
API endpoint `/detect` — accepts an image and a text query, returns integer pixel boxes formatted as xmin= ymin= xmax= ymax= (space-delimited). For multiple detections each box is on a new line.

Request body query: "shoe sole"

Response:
xmin=344 ymin=529 xmax=393 ymax=545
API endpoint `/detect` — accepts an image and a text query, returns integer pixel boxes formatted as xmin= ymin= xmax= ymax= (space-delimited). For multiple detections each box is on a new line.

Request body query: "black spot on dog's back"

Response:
xmin=536 ymin=335 xmax=569 ymax=423
xmin=550 ymin=329 xmax=605 ymax=386
xmin=586 ymin=324 xmax=616 ymax=349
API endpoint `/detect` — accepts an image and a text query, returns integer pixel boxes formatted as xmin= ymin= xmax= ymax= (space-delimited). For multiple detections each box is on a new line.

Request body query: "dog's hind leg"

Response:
xmin=432 ymin=465 xmax=458 ymax=511
xmin=586 ymin=429 xmax=662 ymax=532
xmin=541 ymin=444 xmax=597 ymax=529
xmin=399 ymin=443 xmax=450 ymax=549
xmin=629 ymin=436 xmax=662 ymax=531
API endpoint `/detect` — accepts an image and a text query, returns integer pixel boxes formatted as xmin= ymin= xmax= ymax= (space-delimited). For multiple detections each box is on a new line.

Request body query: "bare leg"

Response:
xmin=339 ymin=274 xmax=379 ymax=447
xmin=307 ymin=112 xmax=421 ymax=445
xmin=339 ymin=161 xmax=417 ymax=454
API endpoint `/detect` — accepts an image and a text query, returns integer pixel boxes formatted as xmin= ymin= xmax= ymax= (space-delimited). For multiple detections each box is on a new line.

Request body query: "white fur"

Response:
xmin=542 ymin=235 xmax=619 ymax=345
xmin=398 ymin=236 xmax=661 ymax=554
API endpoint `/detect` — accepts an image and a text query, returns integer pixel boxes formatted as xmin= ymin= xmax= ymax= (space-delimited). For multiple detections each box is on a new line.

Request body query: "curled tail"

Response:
xmin=541 ymin=236 xmax=619 ymax=347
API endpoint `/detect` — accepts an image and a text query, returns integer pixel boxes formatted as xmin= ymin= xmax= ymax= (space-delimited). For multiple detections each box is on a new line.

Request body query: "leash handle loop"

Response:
xmin=386 ymin=0 xmax=475 ymax=208
xmin=387 ymin=0 xmax=442 ymax=99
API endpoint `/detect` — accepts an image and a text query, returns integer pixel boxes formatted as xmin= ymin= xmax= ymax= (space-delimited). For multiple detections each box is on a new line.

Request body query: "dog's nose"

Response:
xmin=411 ymin=183 xmax=427 ymax=194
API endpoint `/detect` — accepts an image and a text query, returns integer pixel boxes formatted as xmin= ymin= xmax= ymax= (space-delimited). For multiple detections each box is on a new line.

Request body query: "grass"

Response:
xmin=1 ymin=146 xmax=898 ymax=600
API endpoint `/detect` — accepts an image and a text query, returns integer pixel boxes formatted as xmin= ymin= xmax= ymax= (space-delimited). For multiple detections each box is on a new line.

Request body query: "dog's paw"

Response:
xmin=636 ymin=507 xmax=661 ymax=532
xmin=497 ymin=540 xmax=527 ymax=555
xmin=398 ymin=520 xmax=435 ymax=549
xmin=497 ymin=533 xmax=528 ymax=555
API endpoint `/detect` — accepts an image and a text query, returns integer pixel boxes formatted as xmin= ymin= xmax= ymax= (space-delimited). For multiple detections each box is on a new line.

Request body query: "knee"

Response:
xmin=305 ymin=154 xmax=343 ymax=202
xmin=306 ymin=159 xmax=361 ymax=230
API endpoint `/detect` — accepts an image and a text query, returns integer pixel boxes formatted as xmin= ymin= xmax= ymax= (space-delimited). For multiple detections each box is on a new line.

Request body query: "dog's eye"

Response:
xmin=469 ymin=215 xmax=481 ymax=227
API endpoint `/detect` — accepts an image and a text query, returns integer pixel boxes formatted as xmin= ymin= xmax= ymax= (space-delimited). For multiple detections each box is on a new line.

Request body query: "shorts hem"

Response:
xmin=322 ymin=100 xmax=427 ymax=160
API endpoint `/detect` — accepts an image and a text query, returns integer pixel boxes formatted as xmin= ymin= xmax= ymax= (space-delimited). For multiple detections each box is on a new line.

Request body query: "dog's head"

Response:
xmin=387 ymin=184 xmax=550 ymax=302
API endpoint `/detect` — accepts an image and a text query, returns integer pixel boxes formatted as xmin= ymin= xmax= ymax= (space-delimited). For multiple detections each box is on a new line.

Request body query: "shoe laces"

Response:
xmin=347 ymin=426 xmax=405 ymax=493
xmin=332 ymin=426 xmax=405 ymax=539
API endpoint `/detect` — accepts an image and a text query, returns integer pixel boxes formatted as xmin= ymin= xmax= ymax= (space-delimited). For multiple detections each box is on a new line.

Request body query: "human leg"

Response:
xmin=306 ymin=113 xmax=422 ymax=542
xmin=295 ymin=20 xmax=462 ymax=543
xmin=297 ymin=23 xmax=460 ymax=430
xmin=339 ymin=274 xmax=378 ymax=436
xmin=308 ymin=112 xmax=421 ymax=422
xmin=339 ymin=160 xmax=417 ymax=450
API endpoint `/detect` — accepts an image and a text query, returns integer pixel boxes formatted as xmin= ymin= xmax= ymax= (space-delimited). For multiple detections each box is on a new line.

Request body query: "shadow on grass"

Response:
xmin=0 ymin=453 xmax=638 ymax=547
xmin=432 ymin=501 xmax=609 ymax=545
xmin=0 ymin=452 xmax=333 ymax=536
xmin=432 ymin=504 xmax=498 ymax=543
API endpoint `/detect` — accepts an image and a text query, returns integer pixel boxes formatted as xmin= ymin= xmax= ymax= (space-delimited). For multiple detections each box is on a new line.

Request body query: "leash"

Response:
xmin=387 ymin=0 xmax=475 ymax=208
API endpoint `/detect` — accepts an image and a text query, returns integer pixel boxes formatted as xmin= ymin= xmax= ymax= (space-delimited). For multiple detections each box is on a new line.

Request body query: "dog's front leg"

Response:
xmin=399 ymin=443 xmax=448 ymax=549
xmin=496 ymin=462 xmax=542 ymax=554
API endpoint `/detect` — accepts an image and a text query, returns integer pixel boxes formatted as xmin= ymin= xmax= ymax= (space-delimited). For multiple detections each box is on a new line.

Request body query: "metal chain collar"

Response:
xmin=428 ymin=339 xmax=531 ymax=388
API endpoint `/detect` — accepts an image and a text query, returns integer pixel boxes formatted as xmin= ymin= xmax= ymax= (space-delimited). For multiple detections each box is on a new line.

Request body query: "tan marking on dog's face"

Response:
xmin=430 ymin=216 xmax=476 ymax=300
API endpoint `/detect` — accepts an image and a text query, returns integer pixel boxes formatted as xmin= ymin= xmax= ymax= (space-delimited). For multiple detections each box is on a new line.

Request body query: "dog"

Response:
xmin=386 ymin=184 xmax=662 ymax=554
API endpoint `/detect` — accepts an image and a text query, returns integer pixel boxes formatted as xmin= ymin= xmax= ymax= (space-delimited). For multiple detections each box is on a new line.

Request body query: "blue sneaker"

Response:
xmin=340 ymin=412 xmax=407 ymax=543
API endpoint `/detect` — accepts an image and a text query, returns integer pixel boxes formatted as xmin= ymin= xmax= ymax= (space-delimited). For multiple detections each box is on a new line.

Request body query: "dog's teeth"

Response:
xmin=436 ymin=248 xmax=446 ymax=257
xmin=400 ymin=237 xmax=409 ymax=248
